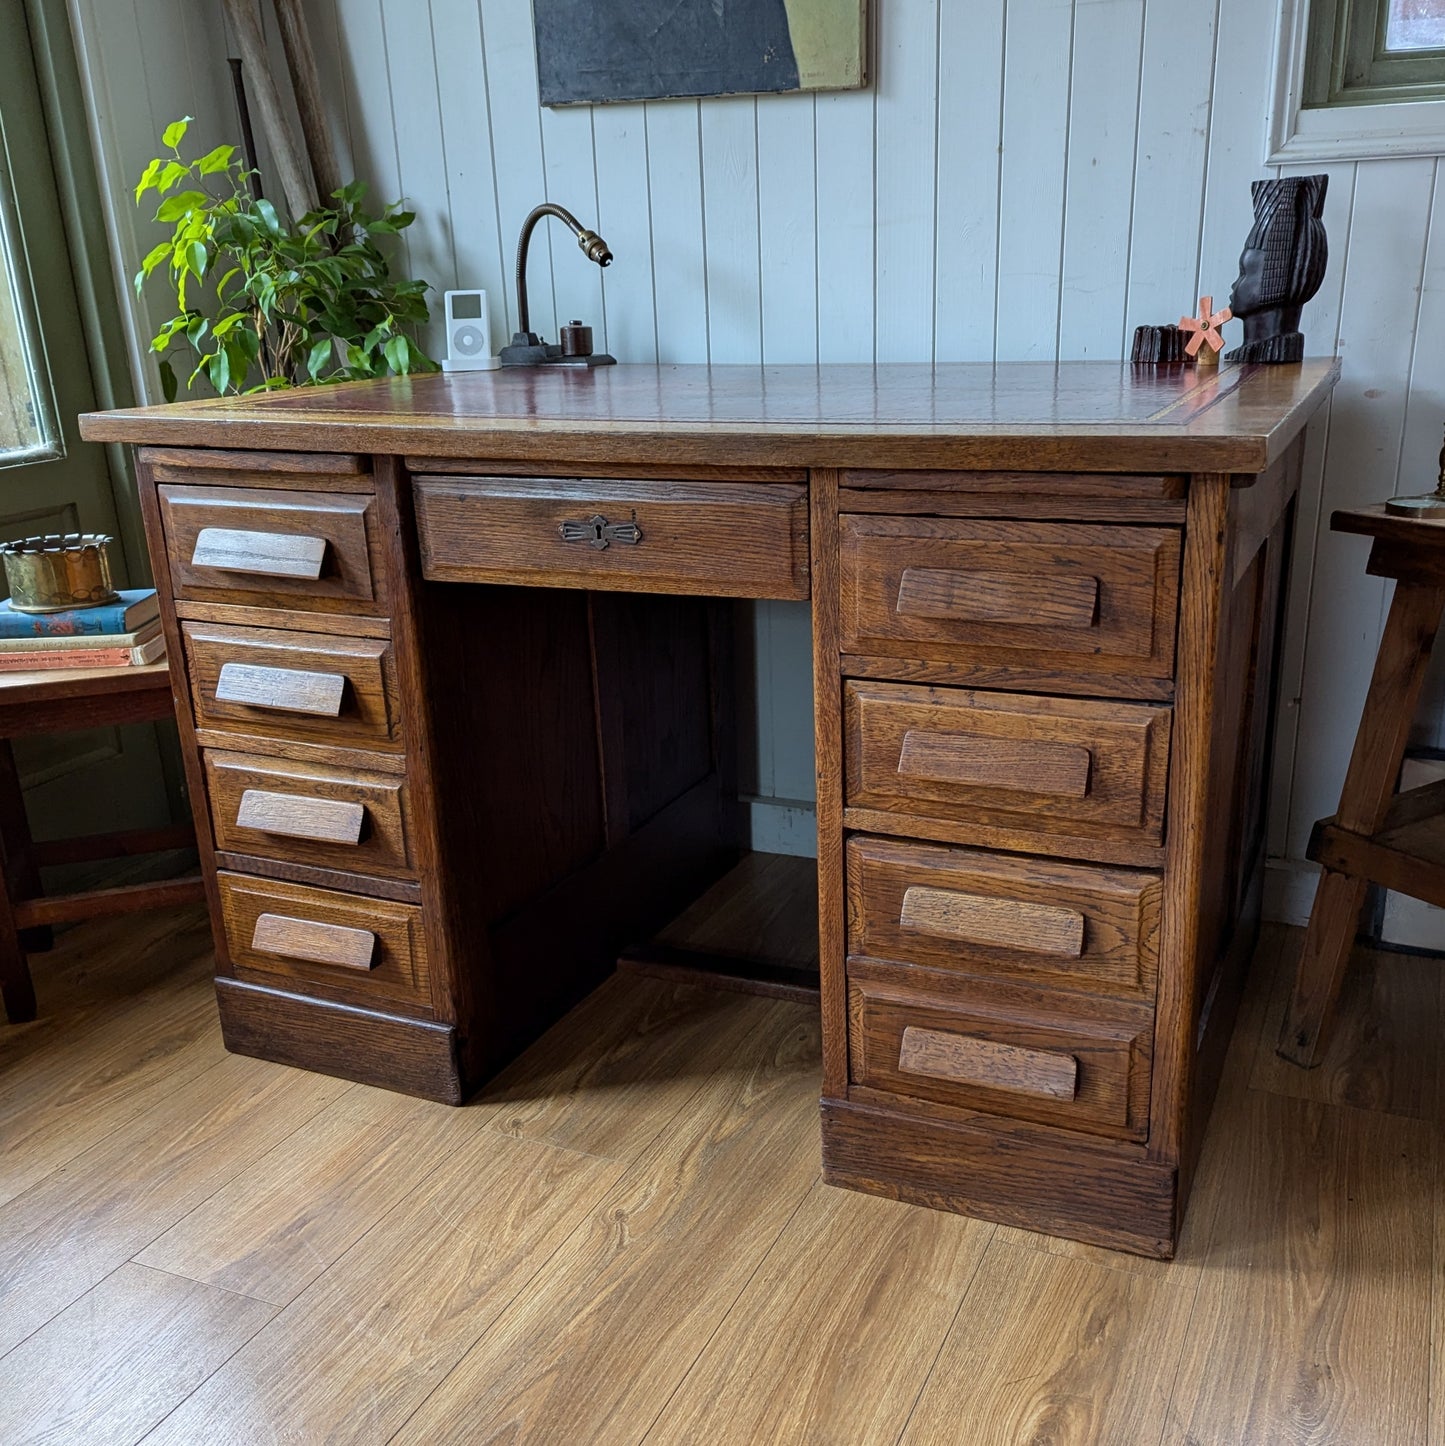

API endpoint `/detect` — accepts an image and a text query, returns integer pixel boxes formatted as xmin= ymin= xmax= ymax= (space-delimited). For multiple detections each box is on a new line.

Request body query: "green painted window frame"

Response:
xmin=1304 ymin=0 xmax=1445 ymax=108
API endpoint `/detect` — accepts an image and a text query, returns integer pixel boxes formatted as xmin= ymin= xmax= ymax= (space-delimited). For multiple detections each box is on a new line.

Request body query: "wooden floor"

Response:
xmin=2 ymin=909 xmax=1443 ymax=1444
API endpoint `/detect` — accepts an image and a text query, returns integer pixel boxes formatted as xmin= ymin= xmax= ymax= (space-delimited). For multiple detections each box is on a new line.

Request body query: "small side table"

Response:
xmin=1279 ymin=505 xmax=1445 ymax=1066
xmin=0 ymin=661 xmax=205 ymax=1024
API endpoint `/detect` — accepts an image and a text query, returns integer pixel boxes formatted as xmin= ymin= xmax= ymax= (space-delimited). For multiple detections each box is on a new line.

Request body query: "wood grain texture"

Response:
xmin=0 ymin=1262 xmax=276 ymax=1446
xmin=821 ymin=1096 xmax=1178 ymax=1258
xmin=190 ymin=525 xmax=328 ymax=579
xmin=214 ymin=661 xmax=346 ymax=717
xmin=1280 ymin=577 xmax=1445 ymax=1065
xmin=897 ymin=730 xmax=1093 ymax=798
xmin=1162 ymin=1089 xmax=1435 ymax=1446
xmin=251 ymin=911 xmax=375 ymax=970
xmin=205 ymin=749 xmax=412 ymax=879
xmin=234 ymin=788 xmax=364 ymax=846
xmin=0 ymin=1050 xmax=347 ymax=1356
xmin=214 ymin=977 xmax=459 ymax=1102
xmin=646 ymin=1181 xmax=993 ymax=1444
xmin=900 ymin=1239 xmax=1197 ymax=1445
xmin=0 ymin=913 xmax=220 ymax=1207
xmin=78 ymin=360 xmax=1342 ymax=475
xmin=898 ymin=1026 xmax=1080 ymax=1101
xmin=135 ymin=1087 xmax=494 ymax=1306
xmin=848 ymin=965 xmax=1152 ymax=1140
xmin=899 ymin=885 xmax=1086 ymax=957
xmin=848 ymin=835 xmax=1161 ymax=1000
xmin=840 ymin=515 xmax=1180 ymax=690
xmin=1147 ymin=472 xmax=1231 ymax=1184
xmin=811 ymin=466 xmax=848 ymax=1098
xmin=895 ymin=563 xmax=1100 ymax=626
xmin=389 ymin=999 xmax=822 ymax=1445
xmin=414 ymin=473 xmax=810 ymax=599
xmin=144 ymin=1131 xmax=625 ymax=1444
xmin=846 ymin=681 xmax=1172 ymax=847
xmin=219 ymin=873 xmax=429 ymax=1014
xmin=158 ymin=482 xmax=385 ymax=613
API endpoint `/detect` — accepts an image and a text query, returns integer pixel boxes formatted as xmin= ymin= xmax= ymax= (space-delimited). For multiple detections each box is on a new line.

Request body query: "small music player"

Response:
xmin=441 ymin=290 xmax=499 ymax=372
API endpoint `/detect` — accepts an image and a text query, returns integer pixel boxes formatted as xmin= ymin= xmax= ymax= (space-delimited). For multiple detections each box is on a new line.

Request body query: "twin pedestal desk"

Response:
xmin=81 ymin=359 xmax=1338 ymax=1257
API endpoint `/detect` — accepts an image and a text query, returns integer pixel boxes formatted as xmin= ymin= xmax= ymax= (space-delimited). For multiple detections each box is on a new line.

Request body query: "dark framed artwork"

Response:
xmin=534 ymin=0 xmax=868 ymax=106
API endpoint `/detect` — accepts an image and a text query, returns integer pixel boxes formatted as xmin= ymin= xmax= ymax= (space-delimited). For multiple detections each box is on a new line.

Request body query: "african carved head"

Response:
xmin=1225 ymin=175 xmax=1329 ymax=364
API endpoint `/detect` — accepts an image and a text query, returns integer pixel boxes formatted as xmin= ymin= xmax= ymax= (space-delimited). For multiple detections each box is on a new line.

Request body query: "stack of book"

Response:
xmin=0 ymin=589 xmax=165 ymax=670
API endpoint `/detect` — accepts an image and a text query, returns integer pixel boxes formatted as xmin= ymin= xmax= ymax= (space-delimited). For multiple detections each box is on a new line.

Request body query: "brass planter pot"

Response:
xmin=0 ymin=533 xmax=120 ymax=613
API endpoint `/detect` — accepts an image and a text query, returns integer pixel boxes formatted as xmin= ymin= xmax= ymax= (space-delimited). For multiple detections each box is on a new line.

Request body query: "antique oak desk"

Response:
xmin=81 ymin=360 xmax=1338 ymax=1257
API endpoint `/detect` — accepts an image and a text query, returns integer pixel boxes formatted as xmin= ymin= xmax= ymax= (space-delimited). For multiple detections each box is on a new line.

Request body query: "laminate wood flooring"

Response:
xmin=1 ymin=912 xmax=1441 ymax=1444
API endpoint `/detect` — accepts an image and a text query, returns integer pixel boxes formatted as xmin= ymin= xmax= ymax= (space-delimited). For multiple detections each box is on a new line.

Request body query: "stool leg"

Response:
xmin=1278 ymin=580 xmax=1445 ymax=1066
xmin=0 ymin=741 xmax=49 ymax=954
xmin=0 ymin=739 xmax=37 ymax=1022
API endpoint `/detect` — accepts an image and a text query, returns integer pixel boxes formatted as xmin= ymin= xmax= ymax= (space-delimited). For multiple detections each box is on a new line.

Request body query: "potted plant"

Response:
xmin=133 ymin=117 xmax=436 ymax=400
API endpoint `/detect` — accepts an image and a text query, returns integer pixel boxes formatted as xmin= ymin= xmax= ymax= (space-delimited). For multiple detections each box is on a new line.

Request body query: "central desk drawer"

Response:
xmin=413 ymin=474 xmax=809 ymax=599
xmin=845 ymin=681 xmax=1171 ymax=849
xmin=184 ymin=622 xmax=401 ymax=749
xmin=204 ymin=750 xmax=413 ymax=878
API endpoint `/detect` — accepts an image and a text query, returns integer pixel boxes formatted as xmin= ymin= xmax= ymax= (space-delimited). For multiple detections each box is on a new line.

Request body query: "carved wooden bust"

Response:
xmin=1225 ymin=175 xmax=1329 ymax=364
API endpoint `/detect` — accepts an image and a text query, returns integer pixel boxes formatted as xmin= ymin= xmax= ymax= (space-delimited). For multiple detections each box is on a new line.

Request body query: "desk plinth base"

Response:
xmin=215 ymin=977 xmax=464 ymax=1104
xmin=820 ymin=1097 xmax=1179 ymax=1259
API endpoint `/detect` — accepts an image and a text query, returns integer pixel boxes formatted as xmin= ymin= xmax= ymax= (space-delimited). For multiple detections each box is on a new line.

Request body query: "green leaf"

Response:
xmin=157 ymin=159 xmax=189 ymax=193
xmin=210 ymin=347 xmax=231 ymax=394
xmin=162 ymin=116 xmax=191 ymax=149
xmin=185 ymin=315 xmax=210 ymax=348
xmin=158 ymin=358 xmax=178 ymax=402
xmin=185 ymin=240 xmax=207 ymax=281
xmin=196 ymin=144 xmax=236 ymax=176
xmin=134 ymin=158 xmax=162 ymax=204
xmin=254 ymin=198 xmax=282 ymax=236
xmin=306 ymin=336 xmax=333 ymax=381
xmin=382 ymin=334 xmax=410 ymax=374
xmin=155 ymin=190 xmax=207 ymax=222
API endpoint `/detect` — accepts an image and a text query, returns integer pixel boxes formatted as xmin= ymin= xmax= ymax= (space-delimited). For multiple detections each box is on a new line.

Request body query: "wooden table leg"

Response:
xmin=1278 ymin=580 xmax=1445 ymax=1066
xmin=0 ymin=740 xmax=38 ymax=1022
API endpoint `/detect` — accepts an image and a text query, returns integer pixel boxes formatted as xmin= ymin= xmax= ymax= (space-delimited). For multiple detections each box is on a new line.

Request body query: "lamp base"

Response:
xmin=499 ymin=332 xmax=616 ymax=367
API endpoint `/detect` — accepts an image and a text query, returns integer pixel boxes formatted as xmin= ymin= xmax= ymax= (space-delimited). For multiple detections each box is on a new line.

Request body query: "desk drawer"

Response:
xmin=845 ymin=681 xmax=1171 ymax=849
xmin=847 ymin=836 xmax=1160 ymax=1002
xmin=218 ymin=871 xmax=431 ymax=1015
xmin=204 ymin=750 xmax=413 ymax=878
xmin=183 ymin=622 xmax=400 ymax=749
xmin=413 ymin=474 xmax=809 ymax=599
xmin=848 ymin=963 xmax=1153 ymax=1141
xmin=159 ymin=483 xmax=384 ymax=612
xmin=840 ymin=516 xmax=1179 ymax=685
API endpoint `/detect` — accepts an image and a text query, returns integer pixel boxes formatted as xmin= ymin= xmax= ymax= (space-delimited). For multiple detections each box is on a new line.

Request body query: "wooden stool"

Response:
xmin=0 ymin=661 xmax=205 ymax=1024
xmin=1279 ymin=505 xmax=1445 ymax=1066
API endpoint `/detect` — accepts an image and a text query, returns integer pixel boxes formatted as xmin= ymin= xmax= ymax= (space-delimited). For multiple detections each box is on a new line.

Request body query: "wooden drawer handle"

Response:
xmin=896 ymin=568 xmax=1099 ymax=627
xmin=897 ymin=730 xmax=1092 ymax=798
xmin=898 ymin=1026 xmax=1078 ymax=1101
xmin=900 ymin=886 xmax=1085 ymax=957
xmin=191 ymin=526 xmax=328 ymax=579
xmin=215 ymin=662 xmax=346 ymax=717
xmin=235 ymin=788 xmax=365 ymax=845
xmin=251 ymin=912 xmax=377 ymax=970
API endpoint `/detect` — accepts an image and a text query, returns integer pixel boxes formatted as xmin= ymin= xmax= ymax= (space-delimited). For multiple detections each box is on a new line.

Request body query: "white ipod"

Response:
xmin=441 ymin=289 xmax=499 ymax=371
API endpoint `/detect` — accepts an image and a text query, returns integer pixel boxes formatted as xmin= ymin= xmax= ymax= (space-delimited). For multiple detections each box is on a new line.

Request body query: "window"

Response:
xmin=1269 ymin=0 xmax=1445 ymax=161
xmin=0 ymin=115 xmax=61 ymax=469
xmin=1305 ymin=0 xmax=1445 ymax=107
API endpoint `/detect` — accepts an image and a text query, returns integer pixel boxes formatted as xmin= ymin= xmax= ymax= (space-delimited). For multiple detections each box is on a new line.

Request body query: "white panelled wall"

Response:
xmin=77 ymin=0 xmax=1445 ymax=919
